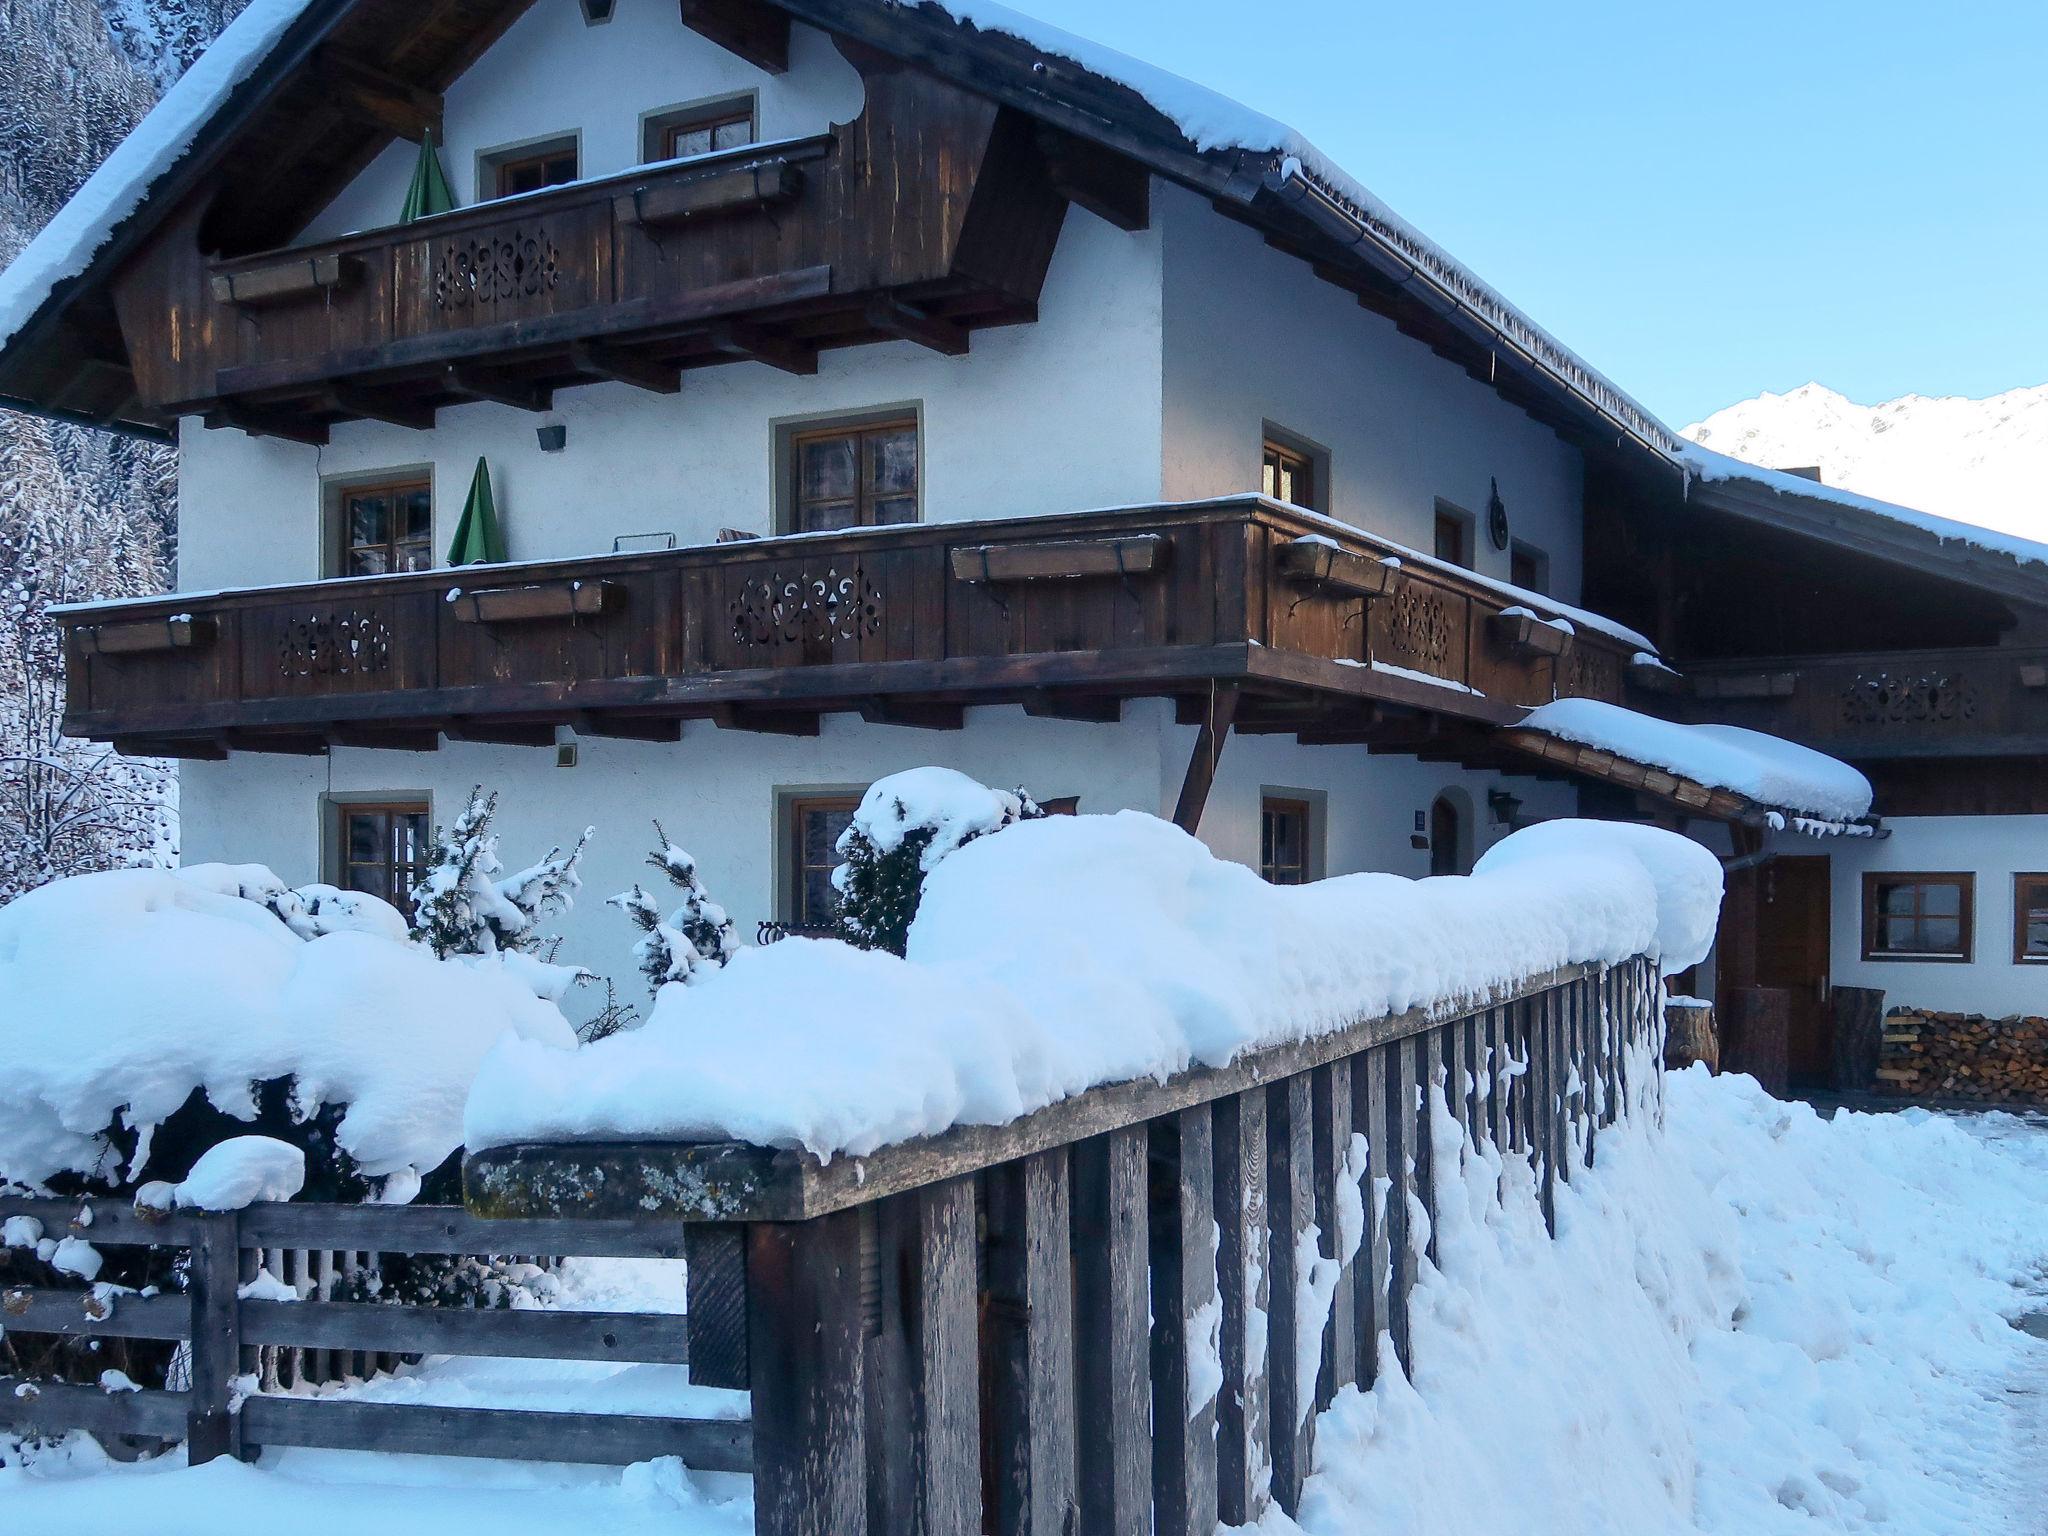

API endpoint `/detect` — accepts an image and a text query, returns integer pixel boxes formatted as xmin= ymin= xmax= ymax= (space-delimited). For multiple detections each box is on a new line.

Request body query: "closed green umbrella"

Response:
xmin=399 ymin=129 xmax=456 ymax=224
xmin=447 ymin=457 xmax=507 ymax=566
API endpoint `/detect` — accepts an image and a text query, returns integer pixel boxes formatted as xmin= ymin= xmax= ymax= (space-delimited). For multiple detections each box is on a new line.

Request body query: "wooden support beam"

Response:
xmin=327 ymin=724 xmax=442 ymax=752
xmin=442 ymin=365 xmax=553 ymax=412
xmin=709 ymin=704 xmax=819 ymax=737
xmin=112 ymin=735 xmax=226 ymax=761
xmin=203 ymin=404 xmax=328 ymax=447
xmin=1172 ymin=684 xmax=1240 ymax=834
xmin=865 ymin=297 xmax=969 ymax=357
xmin=313 ymin=48 xmax=442 ymax=141
xmin=679 ymin=0 xmax=790 ymax=73
xmin=574 ymin=714 xmax=684 ymax=743
xmin=223 ymin=730 xmax=328 ymax=757
xmin=569 ymin=342 xmax=682 ymax=395
xmin=445 ymin=720 xmax=559 ymax=747
xmin=707 ymin=320 xmax=817 ymax=376
xmin=324 ymin=384 xmax=434 ymax=431
xmin=857 ymin=698 xmax=966 ymax=731
xmin=1037 ymin=126 xmax=1151 ymax=232
xmin=1022 ymin=691 xmax=1122 ymax=724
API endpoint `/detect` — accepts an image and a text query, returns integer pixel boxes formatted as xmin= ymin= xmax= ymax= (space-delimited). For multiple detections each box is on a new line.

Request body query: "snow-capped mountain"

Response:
xmin=1682 ymin=383 xmax=2048 ymax=545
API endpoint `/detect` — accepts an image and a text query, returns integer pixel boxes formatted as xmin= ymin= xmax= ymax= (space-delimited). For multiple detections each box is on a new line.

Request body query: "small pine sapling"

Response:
xmin=608 ymin=821 xmax=737 ymax=994
xmin=408 ymin=787 xmax=592 ymax=959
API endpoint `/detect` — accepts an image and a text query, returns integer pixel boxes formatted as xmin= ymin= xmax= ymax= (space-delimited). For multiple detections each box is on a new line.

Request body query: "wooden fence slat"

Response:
xmin=0 ymin=1376 xmax=190 ymax=1440
xmin=1073 ymin=1124 xmax=1151 ymax=1536
xmin=917 ymin=1178 xmax=982 ymax=1535
xmin=748 ymin=1208 xmax=867 ymax=1536
xmin=683 ymin=1224 xmax=749 ymax=1388
xmin=1353 ymin=1043 xmax=1390 ymax=1389
xmin=1212 ymin=1088 xmax=1270 ymax=1526
xmin=186 ymin=1209 xmax=241 ymax=1464
xmin=1483 ymin=1008 xmax=1508 ymax=1150
xmin=1580 ymin=975 xmax=1599 ymax=1167
xmin=1384 ymin=1035 xmax=1417 ymax=1378
xmin=237 ymin=1300 xmax=692 ymax=1363
xmin=0 ymin=1198 xmax=202 ymax=1245
xmin=1533 ymin=991 xmax=1558 ymax=1231
xmin=1443 ymin=1021 xmax=1471 ymax=1157
xmin=238 ymin=1395 xmax=753 ymax=1470
xmin=239 ymin=1203 xmax=686 ymax=1260
xmin=1149 ymin=1104 xmax=1219 ymax=1536
xmin=1266 ymin=1073 xmax=1316 ymax=1516
xmin=0 ymin=1288 xmax=190 ymax=1341
xmin=986 ymin=1149 xmax=1078 ymax=1536
xmin=1310 ymin=1059 xmax=1357 ymax=1412
xmin=1413 ymin=1029 xmax=1443 ymax=1268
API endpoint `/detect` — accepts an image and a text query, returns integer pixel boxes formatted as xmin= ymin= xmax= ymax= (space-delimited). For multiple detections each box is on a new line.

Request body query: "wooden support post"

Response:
xmin=1073 ymin=1125 xmax=1151 ymax=1536
xmin=1384 ymin=1036 xmax=1417 ymax=1378
xmin=1310 ymin=1060 xmax=1357 ymax=1411
xmin=186 ymin=1209 xmax=243 ymax=1464
xmin=1211 ymin=1089 xmax=1270 ymax=1525
xmin=1354 ymin=1044 xmax=1390 ymax=1388
xmin=1443 ymin=1020 xmax=1472 ymax=1154
xmin=1580 ymin=975 xmax=1599 ymax=1167
xmin=748 ymin=1210 xmax=866 ymax=1536
xmin=1266 ymin=1073 xmax=1315 ymax=1516
xmin=1149 ymin=1105 xmax=1218 ymax=1536
xmin=1533 ymin=992 xmax=1558 ymax=1231
xmin=1171 ymin=684 xmax=1240 ymax=834
xmin=1610 ymin=968 xmax=1631 ymax=1120
xmin=1413 ymin=1029 xmax=1443 ymax=1268
xmin=986 ymin=1149 xmax=1078 ymax=1536
xmin=682 ymin=1224 xmax=749 ymax=1389
xmin=1481 ymin=1008 xmax=1507 ymax=1150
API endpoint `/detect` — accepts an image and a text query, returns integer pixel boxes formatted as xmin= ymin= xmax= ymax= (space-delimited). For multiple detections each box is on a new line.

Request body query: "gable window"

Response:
xmin=484 ymin=135 xmax=578 ymax=200
xmin=1434 ymin=502 xmax=1474 ymax=569
xmin=645 ymin=95 xmax=756 ymax=163
xmin=1510 ymin=540 xmax=1550 ymax=594
xmin=2016 ymin=874 xmax=2048 ymax=964
xmin=785 ymin=414 xmax=919 ymax=534
xmin=330 ymin=799 xmax=431 ymax=916
xmin=335 ymin=477 xmax=432 ymax=578
xmin=784 ymin=793 xmax=861 ymax=930
xmin=1260 ymin=795 xmax=1313 ymax=885
xmin=1862 ymin=872 xmax=1974 ymax=962
xmin=1261 ymin=434 xmax=1320 ymax=511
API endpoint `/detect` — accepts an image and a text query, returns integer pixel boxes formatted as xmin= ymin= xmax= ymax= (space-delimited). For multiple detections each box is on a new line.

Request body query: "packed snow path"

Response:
xmin=7 ymin=1070 xmax=2048 ymax=1534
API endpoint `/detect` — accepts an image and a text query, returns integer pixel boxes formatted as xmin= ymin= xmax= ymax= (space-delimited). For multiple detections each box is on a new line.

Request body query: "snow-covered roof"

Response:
xmin=1518 ymin=697 xmax=1874 ymax=823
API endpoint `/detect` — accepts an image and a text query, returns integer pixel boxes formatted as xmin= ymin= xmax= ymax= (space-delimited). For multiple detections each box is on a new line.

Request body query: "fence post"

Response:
xmin=1211 ymin=1088 xmax=1270 ymax=1524
xmin=1073 ymin=1125 xmax=1151 ymax=1536
xmin=986 ymin=1150 xmax=1078 ymax=1536
xmin=186 ymin=1208 xmax=243 ymax=1464
xmin=748 ymin=1210 xmax=867 ymax=1536
xmin=1148 ymin=1104 xmax=1218 ymax=1536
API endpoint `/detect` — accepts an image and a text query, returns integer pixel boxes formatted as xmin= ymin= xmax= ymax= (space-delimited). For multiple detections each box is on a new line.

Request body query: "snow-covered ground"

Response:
xmin=7 ymin=1070 xmax=2048 ymax=1535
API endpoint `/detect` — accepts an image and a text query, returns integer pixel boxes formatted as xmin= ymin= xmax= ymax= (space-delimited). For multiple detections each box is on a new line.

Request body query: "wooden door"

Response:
xmin=1753 ymin=856 xmax=1834 ymax=1087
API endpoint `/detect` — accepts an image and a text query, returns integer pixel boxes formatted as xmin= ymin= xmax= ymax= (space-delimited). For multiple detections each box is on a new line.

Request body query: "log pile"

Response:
xmin=1876 ymin=1010 xmax=2048 ymax=1104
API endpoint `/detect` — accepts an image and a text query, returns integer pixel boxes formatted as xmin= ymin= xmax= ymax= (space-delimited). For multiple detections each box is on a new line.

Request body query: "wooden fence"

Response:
xmin=3 ymin=953 xmax=1663 ymax=1535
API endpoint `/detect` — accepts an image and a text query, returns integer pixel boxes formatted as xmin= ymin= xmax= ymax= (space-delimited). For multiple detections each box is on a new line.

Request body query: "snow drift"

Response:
xmin=0 ymin=866 xmax=577 ymax=1190
xmin=465 ymin=812 xmax=1720 ymax=1159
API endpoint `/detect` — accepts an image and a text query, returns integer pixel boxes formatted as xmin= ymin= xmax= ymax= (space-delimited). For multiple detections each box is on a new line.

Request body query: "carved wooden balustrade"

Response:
xmin=1663 ymin=646 xmax=2048 ymax=760
xmin=54 ymin=498 xmax=1643 ymax=756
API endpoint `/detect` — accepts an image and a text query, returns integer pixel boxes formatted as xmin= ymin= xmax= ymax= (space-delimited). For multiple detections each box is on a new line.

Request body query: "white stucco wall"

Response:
xmin=1157 ymin=183 xmax=1586 ymax=602
xmin=175 ymin=710 xmax=1574 ymax=1024
xmin=1823 ymin=816 xmax=2048 ymax=1019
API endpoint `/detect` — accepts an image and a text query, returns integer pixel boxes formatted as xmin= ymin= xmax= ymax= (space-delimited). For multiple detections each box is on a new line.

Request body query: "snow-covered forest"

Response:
xmin=0 ymin=0 xmax=245 ymax=902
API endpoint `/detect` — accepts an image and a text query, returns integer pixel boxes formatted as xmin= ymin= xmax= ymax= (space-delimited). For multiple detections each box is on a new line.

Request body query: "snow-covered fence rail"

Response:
xmin=0 ymin=1200 xmax=748 ymax=1471
xmin=460 ymin=952 xmax=1664 ymax=1536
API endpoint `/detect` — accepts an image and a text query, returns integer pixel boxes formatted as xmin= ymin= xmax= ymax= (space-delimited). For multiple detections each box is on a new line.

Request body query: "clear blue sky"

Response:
xmin=1013 ymin=0 xmax=2048 ymax=428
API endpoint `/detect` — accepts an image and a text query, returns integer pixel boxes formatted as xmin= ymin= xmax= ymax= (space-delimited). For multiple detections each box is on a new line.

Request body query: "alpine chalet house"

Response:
xmin=3 ymin=0 xmax=2044 ymax=1088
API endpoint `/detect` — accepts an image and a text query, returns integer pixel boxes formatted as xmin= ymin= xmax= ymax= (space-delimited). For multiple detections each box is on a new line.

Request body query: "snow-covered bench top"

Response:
xmin=464 ymin=814 xmax=1719 ymax=1162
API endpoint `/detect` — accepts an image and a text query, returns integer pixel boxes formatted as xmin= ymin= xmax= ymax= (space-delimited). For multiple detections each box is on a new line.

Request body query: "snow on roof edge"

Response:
xmin=0 ymin=0 xmax=328 ymax=358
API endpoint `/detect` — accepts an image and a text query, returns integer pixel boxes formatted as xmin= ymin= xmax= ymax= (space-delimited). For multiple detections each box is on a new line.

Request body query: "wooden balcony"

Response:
xmin=106 ymin=62 xmax=1069 ymax=438
xmin=57 ymin=498 xmax=1639 ymax=758
xmin=1661 ymin=647 xmax=2048 ymax=760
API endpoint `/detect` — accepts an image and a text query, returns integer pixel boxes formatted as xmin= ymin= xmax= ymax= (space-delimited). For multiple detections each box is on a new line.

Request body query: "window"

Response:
xmin=1434 ymin=502 xmax=1473 ymax=569
xmin=1260 ymin=795 xmax=1315 ymax=885
xmin=785 ymin=794 xmax=861 ymax=929
xmin=645 ymin=95 xmax=756 ymax=163
xmin=2016 ymin=874 xmax=2048 ymax=964
xmin=786 ymin=416 xmax=919 ymax=534
xmin=1429 ymin=793 xmax=1467 ymax=877
xmin=332 ymin=800 xmax=431 ymax=916
xmin=1862 ymin=872 xmax=1974 ymax=962
xmin=336 ymin=477 xmax=432 ymax=578
xmin=485 ymin=136 xmax=578 ymax=200
xmin=1510 ymin=541 xmax=1550 ymax=594
xmin=1261 ymin=436 xmax=1317 ymax=510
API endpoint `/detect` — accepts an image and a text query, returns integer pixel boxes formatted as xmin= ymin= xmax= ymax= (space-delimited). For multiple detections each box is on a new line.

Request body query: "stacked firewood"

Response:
xmin=1876 ymin=1010 xmax=2048 ymax=1103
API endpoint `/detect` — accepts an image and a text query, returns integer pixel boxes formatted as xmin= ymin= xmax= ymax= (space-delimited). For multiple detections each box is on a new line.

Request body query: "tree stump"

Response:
xmin=1664 ymin=1001 xmax=1718 ymax=1073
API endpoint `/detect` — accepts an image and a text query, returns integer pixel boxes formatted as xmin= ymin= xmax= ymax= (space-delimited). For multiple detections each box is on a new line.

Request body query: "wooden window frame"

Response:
xmin=481 ymin=133 xmax=580 ymax=201
xmin=1433 ymin=500 xmax=1475 ymax=570
xmin=783 ymin=791 xmax=863 ymax=929
xmin=325 ymin=795 xmax=432 ymax=919
xmin=1260 ymin=431 xmax=1322 ymax=512
xmin=1260 ymin=793 xmax=1316 ymax=886
xmin=330 ymin=474 xmax=433 ymax=580
xmin=1861 ymin=871 xmax=1975 ymax=963
xmin=780 ymin=411 xmax=921 ymax=535
xmin=2015 ymin=873 xmax=2048 ymax=965
xmin=643 ymin=93 xmax=757 ymax=164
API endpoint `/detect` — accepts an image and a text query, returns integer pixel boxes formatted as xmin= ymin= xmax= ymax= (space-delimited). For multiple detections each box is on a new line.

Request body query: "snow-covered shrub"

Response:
xmin=833 ymin=768 xmax=1044 ymax=955
xmin=408 ymin=787 xmax=593 ymax=963
xmin=608 ymin=823 xmax=737 ymax=995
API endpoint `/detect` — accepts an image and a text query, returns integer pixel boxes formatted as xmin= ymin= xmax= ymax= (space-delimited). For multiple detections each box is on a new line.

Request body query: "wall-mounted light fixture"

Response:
xmin=1487 ymin=787 xmax=1523 ymax=827
xmin=537 ymin=424 xmax=567 ymax=453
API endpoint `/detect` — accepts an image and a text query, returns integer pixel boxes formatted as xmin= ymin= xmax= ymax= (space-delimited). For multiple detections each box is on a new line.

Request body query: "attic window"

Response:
xmin=485 ymin=136 xmax=579 ymax=200
xmin=645 ymin=94 xmax=757 ymax=163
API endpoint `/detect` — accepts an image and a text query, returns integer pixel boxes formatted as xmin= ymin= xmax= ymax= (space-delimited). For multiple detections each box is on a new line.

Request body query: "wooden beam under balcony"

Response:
xmin=442 ymin=366 xmax=553 ymax=413
xmin=706 ymin=321 xmax=817 ymax=376
xmin=113 ymin=735 xmax=226 ymax=761
xmin=328 ymin=724 xmax=442 ymax=752
xmin=204 ymin=402 xmax=328 ymax=447
xmin=570 ymin=342 xmax=681 ymax=395
xmin=1036 ymin=126 xmax=1151 ymax=232
xmin=865 ymin=298 xmax=969 ymax=357
xmin=1022 ymin=691 xmax=1122 ymax=723
xmin=710 ymin=704 xmax=820 ymax=737
xmin=323 ymin=384 xmax=434 ymax=431
xmin=679 ymin=0 xmax=790 ymax=73
xmin=858 ymin=699 xmax=966 ymax=731
xmin=574 ymin=714 xmax=685 ymax=743
xmin=446 ymin=720 xmax=560 ymax=748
